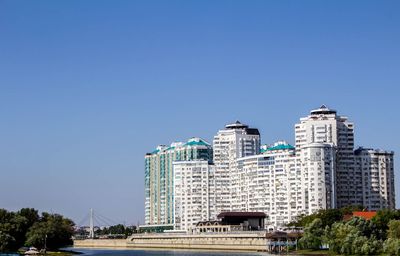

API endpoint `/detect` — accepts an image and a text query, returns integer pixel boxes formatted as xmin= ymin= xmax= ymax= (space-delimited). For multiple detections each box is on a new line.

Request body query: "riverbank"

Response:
xmin=7 ymin=249 xmax=82 ymax=256
xmin=74 ymin=232 xmax=267 ymax=252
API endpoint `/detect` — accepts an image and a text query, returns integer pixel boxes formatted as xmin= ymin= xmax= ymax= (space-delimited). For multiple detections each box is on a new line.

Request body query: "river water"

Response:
xmin=0 ymin=248 xmax=277 ymax=256
xmin=70 ymin=248 xmax=272 ymax=256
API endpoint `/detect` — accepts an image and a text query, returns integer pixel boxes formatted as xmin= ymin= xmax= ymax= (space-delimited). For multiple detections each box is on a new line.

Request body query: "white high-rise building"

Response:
xmin=295 ymin=105 xmax=362 ymax=208
xmin=354 ymin=148 xmax=395 ymax=210
xmin=233 ymin=141 xmax=301 ymax=228
xmin=213 ymin=121 xmax=260 ymax=214
xmin=173 ymin=160 xmax=216 ymax=232
xmin=144 ymin=106 xmax=395 ymax=231
xmin=232 ymin=141 xmax=337 ymax=228
xmin=300 ymin=143 xmax=336 ymax=214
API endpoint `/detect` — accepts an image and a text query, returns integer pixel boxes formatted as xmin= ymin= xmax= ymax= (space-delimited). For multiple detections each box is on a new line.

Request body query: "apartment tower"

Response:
xmin=295 ymin=105 xmax=362 ymax=208
xmin=354 ymin=147 xmax=395 ymax=210
xmin=144 ymin=137 xmax=212 ymax=225
xmin=213 ymin=121 xmax=260 ymax=214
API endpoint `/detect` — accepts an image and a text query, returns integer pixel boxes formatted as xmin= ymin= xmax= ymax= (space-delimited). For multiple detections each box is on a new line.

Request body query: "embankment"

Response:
xmin=74 ymin=239 xmax=127 ymax=248
xmin=74 ymin=232 xmax=267 ymax=251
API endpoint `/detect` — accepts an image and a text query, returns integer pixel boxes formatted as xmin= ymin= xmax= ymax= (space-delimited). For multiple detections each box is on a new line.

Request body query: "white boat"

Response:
xmin=24 ymin=247 xmax=39 ymax=255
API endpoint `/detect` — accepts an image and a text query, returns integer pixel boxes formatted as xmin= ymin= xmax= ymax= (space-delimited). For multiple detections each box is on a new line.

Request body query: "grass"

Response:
xmin=293 ymin=249 xmax=330 ymax=255
xmin=46 ymin=252 xmax=74 ymax=256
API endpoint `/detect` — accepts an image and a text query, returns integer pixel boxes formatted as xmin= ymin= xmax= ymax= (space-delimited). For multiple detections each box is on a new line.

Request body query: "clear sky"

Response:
xmin=1 ymin=0 xmax=399 ymax=226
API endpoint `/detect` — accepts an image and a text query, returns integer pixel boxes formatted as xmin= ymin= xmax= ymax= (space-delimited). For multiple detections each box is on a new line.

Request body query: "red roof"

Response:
xmin=352 ymin=211 xmax=377 ymax=220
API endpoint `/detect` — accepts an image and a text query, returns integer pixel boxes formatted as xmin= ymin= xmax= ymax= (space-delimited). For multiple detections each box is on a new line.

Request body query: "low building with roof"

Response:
xmin=194 ymin=212 xmax=266 ymax=233
xmin=218 ymin=212 xmax=266 ymax=230
xmin=265 ymin=230 xmax=303 ymax=253
xmin=343 ymin=211 xmax=377 ymax=221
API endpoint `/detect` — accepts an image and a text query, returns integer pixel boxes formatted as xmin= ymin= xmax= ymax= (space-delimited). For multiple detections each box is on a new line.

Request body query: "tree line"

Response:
xmin=0 ymin=208 xmax=74 ymax=252
xmin=74 ymin=224 xmax=136 ymax=238
xmin=294 ymin=208 xmax=400 ymax=255
xmin=95 ymin=224 xmax=135 ymax=237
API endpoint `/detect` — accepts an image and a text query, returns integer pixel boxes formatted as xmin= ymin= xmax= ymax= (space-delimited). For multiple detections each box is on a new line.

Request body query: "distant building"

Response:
xmin=354 ymin=147 xmax=395 ymax=210
xmin=144 ymin=137 xmax=212 ymax=225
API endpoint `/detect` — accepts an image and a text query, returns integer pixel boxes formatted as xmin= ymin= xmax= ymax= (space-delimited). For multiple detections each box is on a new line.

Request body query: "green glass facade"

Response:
xmin=145 ymin=138 xmax=212 ymax=225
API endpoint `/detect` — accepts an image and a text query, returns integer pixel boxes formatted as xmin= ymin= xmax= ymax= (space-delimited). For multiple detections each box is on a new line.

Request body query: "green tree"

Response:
xmin=0 ymin=209 xmax=19 ymax=251
xmin=108 ymin=224 xmax=125 ymax=234
xmin=0 ymin=208 xmax=74 ymax=252
xmin=326 ymin=222 xmax=359 ymax=255
xmin=25 ymin=213 xmax=74 ymax=250
xmin=0 ymin=208 xmax=41 ymax=251
xmin=324 ymin=217 xmax=382 ymax=255
xmin=289 ymin=208 xmax=343 ymax=228
xmin=0 ymin=231 xmax=16 ymax=252
xmin=95 ymin=224 xmax=135 ymax=238
xmin=382 ymin=219 xmax=400 ymax=255
xmin=372 ymin=209 xmax=400 ymax=240
xmin=18 ymin=208 xmax=39 ymax=228
xmin=388 ymin=220 xmax=400 ymax=239
xmin=8 ymin=214 xmax=29 ymax=249
xmin=299 ymin=218 xmax=324 ymax=250
xmin=124 ymin=226 xmax=135 ymax=236
xmin=384 ymin=238 xmax=400 ymax=256
xmin=360 ymin=237 xmax=381 ymax=255
xmin=25 ymin=221 xmax=48 ymax=249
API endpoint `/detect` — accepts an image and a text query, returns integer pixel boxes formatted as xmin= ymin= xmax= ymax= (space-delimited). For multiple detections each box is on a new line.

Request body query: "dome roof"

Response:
xmin=310 ymin=105 xmax=337 ymax=115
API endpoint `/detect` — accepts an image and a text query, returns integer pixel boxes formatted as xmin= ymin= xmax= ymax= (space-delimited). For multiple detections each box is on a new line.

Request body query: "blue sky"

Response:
xmin=1 ymin=0 xmax=399 ymax=225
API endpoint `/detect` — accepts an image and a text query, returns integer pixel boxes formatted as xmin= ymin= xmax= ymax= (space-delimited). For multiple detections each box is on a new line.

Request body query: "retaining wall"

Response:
xmin=74 ymin=232 xmax=267 ymax=251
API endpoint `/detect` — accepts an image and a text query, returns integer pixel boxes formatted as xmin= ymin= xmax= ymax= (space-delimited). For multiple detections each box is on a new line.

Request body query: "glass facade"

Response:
xmin=144 ymin=138 xmax=213 ymax=225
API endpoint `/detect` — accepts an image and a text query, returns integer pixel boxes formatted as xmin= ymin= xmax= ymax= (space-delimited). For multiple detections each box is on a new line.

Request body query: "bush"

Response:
xmin=384 ymin=238 xmax=400 ymax=255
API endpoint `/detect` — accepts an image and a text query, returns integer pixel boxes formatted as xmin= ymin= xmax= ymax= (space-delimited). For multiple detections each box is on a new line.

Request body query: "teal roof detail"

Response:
xmin=151 ymin=149 xmax=160 ymax=154
xmin=149 ymin=139 xmax=210 ymax=154
xmin=263 ymin=144 xmax=295 ymax=151
xmin=184 ymin=139 xmax=210 ymax=147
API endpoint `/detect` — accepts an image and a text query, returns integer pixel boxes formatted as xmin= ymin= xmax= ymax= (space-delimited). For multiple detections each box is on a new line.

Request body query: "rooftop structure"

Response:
xmin=310 ymin=104 xmax=337 ymax=115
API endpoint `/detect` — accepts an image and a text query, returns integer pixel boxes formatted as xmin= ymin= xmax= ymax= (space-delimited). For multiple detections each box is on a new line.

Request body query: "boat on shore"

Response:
xmin=24 ymin=247 xmax=39 ymax=255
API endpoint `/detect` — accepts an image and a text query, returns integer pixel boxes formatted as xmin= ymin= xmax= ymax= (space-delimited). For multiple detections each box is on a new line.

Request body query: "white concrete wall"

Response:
xmin=74 ymin=233 xmax=267 ymax=252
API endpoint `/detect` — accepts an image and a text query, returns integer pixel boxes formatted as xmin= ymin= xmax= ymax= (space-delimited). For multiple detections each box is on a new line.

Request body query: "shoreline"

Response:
xmin=73 ymin=246 xmax=267 ymax=253
xmin=74 ymin=233 xmax=267 ymax=252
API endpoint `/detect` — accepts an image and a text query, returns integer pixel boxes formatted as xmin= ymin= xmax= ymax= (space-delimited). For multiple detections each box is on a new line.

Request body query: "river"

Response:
xmin=70 ymin=248 xmax=271 ymax=256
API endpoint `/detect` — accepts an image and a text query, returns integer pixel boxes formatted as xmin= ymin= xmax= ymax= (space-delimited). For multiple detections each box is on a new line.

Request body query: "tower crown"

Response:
xmin=310 ymin=105 xmax=337 ymax=115
xmin=225 ymin=120 xmax=249 ymax=129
